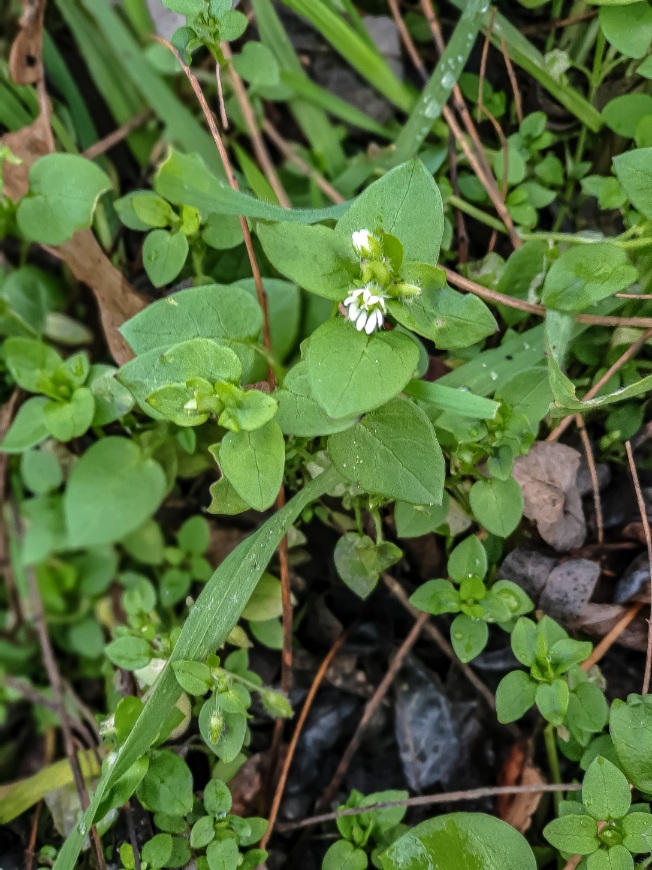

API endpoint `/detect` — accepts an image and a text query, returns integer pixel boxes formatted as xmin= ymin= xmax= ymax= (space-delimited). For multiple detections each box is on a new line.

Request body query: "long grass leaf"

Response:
xmin=52 ymin=466 xmax=340 ymax=870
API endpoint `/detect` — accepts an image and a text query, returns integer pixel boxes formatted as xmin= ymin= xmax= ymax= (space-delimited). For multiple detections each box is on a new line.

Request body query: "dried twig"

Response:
xmin=261 ymin=630 xmax=348 ymax=850
xmin=82 ymin=109 xmax=152 ymax=160
xmin=575 ymin=415 xmax=604 ymax=545
xmin=625 ymin=441 xmax=652 ymax=696
xmin=263 ymin=120 xmax=345 ymax=204
xmin=317 ymin=613 xmax=429 ymax=811
xmin=581 ymin=602 xmax=644 ymax=672
xmin=548 ymin=328 xmax=652 ymax=442
xmin=500 ymin=36 xmax=523 ymax=124
xmin=278 ymin=782 xmax=582 ymax=832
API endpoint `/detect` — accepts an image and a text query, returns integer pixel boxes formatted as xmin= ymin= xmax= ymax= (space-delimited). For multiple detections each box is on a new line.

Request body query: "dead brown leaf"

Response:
xmin=513 ymin=442 xmax=586 ymax=551
xmin=9 ymin=0 xmax=47 ymax=84
xmin=497 ymin=740 xmax=545 ymax=833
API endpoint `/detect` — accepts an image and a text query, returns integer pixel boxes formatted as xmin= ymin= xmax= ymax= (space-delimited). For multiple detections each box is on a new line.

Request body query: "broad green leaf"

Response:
xmin=543 ymin=814 xmax=599 ymax=855
xmin=328 ymin=397 xmax=444 ymax=505
xmin=138 ymin=750 xmax=194 ymax=816
xmin=335 ymin=161 xmax=443 ymax=265
xmin=614 ymin=147 xmax=652 ymax=219
xmin=536 ymin=679 xmax=570 ymax=726
xmin=379 ymin=812 xmax=537 ymax=870
xmin=610 ymin=694 xmax=652 ymax=792
xmin=469 ymin=477 xmax=523 ymax=537
xmin=394 ymin=494 xmax=450 ymax=538
xmin=53 ymin=468 xmax=339 ymax=870
xmin=586 ymin=846 xmax=634 ymax=870
xmin=172 ymin=660 xmax=213 ymax=696
xmin=206 ymin=838 xmax=239 ymax=870
xmin=120 ymin=283 xmax=262 ymax=357
xmin=242 ymin=573 xmax=283 ymax=621
xmin=451 ymin=614 xmax=488 ymax=663
xmin=388 ymin=279 xmax=497 ymax=349
xmin=17 ymin=154 xmax=111 ymax=244
xmin=448 ymin=535 xmax=487 ymax=583
xmin=155 ymin=149 xmax=347 ymax=223
xmin=496 ymin=670 xmax=537 ymax=723
xmin=410 ymin=579 xmax=460 ymax=615
xmin=214 ymin=384 xmax=277 ymax=432
xmin=323 ymin=840 xmax=368 ymax=870
xmin=207 ymin=477 xmax=250 ymax=516
xmin=541 ymin=243 xmax=637 ymax=312
xmin=87 ymin=364 xmax=135 ymax=425
xmin=21 ymin=449 xmax=63 ymax=495
xmin=599 ymin=3 xmax=652 ymax=58
xmin=307 ymin=319 xmax=419 ymax=418
xmin=43 ymin=388 xmax=95 ymax=441
xmin=142 ymin=230 xmax=189 ymax=288
xmin=115 ymin=190 xmax=173 ymax=230
xmin=105 ymin=636 xmax=152 ymax=670
xmin=603 ymin=94 xmax=652 ymax=138
xmin=233 ymin=41 xmax=279 ymax=87
xmin=235 ymin=278 xmax=301 ymax=376
xmin=275 ymin=362 xmax=358 ymax=437
xmin=257 ymin=222 xmax=356 ymax=300
xmin=333 ymin=533 xmax=401 ymax=599
xmin=547 ymin=350 xmax=652 ymax=415
xmin=0 ymin=397 xmax=49 ymax=453
xmin=582 ymin=756 xmax=631 ymax=820
xmin=4 ymin=337 xmax=61 ymax=393
xmin=142 ymin=834 xmax=173 ymax=870
xmin=494 ymin=367 xmax=552 ymax=428
xmin=216 ymin=421 xmax=285 ymax=511
xmin=622 ymin=812 xmax=652 ymax=854
xmin=64 ymin=437 xmax=167 ymax=547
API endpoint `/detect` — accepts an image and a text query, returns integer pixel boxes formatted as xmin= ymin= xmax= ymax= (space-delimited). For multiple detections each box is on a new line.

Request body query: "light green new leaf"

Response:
xmin=257 ymin=222 xmax=356 ymax=300
xmin=43 ymin=388 xmax=95 ymax=441
xmin=307 ymin=318 xmax=419 ymax=419
xmin=17 ymin=154 xmax=111 ymax=245
xmin=216 ymin=420 xmax=285 ymax=511
xmin=496 ymin=670 xmax=537 ymax=723
xmin=53 ymin=468 xmax=339 ymax=870
xmin=0 ymin=397 xmax=49 ymax=453
xmin=64 ymin=437 xmax=167 ymax=548
xmin=335 ymin=161 xmax=444 ymax=265
xmin=451 ymin=614 xmax=488 ymax=663
xmin=614 ymin=147 xmax=652 ymax=219
xmin=142 ymin=230 xmax=189 ymax=288
xmin=323 ymin=840 xmax=368 ymax=870
xmin=380 ymin=812 xmax=536 ymax=870
xmin=469 ymin=477 xmax=523 ymax=537
xmin=328 ymin=396 xmax=444 ymax=505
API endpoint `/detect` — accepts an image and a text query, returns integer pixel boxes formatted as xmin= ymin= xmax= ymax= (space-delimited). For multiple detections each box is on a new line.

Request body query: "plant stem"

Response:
xmin=448 ymin=195 xmax=508 ymax=234
xmin=544 ymin=722 xmax=563 ymax=812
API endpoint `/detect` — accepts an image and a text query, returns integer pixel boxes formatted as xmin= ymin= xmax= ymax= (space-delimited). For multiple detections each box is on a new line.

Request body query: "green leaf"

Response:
xmin=388 ymin=277 xmax=497 ymax=349
xmin=543 ymin=814 xmax=599 ymax=855
xmin=138 ymin=750 xmax=194 ymax=816
xmin=405 ymin=381 xmax=499 ymax=420
xmin=496 ymin=670 xmax=537 ymax=723
xmin=16 ymin=154 xmax=111 ymax=244
xmin=115 ymin=191 xmax=173 ymax=230
xmin=214 ymin=384 xmax=277 ymax=432
xmin=207 ymin=477 xmax=251 ymax=516
xmin=614 ymin=147 xmax=652 ymax=219
xmin=155 ymin=149 xmax=347 ymax=224
xmin=233 ymin=41 xmax=279 ymax=86
xmin=334 ymin=533 xmax=402 ymax=599
xmin=190 ymin=816 xmax=216 ymax=849
xmin=199 ymin=698 xmax=247 ymax=763
xmin=172 ymin=660 xmax=213 ymax=696
xmin=257 ymin=222 xmax=355 ymax=301
xmin=495 ymin=367 xmax=552 ymax=428
xmin=242 ymin=573 xmax=282 ymax=621
xmin=178 ymin=516 xmax=209 ymax=555
xmin=323 ymin=840 xmax=368 ymax=870
xmin=206 ymin=838 xmax=239 ymax=870
xmin=143 ymin=230 xmax=189 ymax=288
xmin=410 ymin=579 xmax=460 ymax=615
xmin=142 ymin=833 xmax=173 ymax=869
xmin=0 ymin=397 xmax=49 ymax=453
xmin=87 ymin=364 xmax=135 ymax=425
xmin=622 ymin=811 xmax=652 ymax=854
xmin=53 ymin=469 xmax=340 ymax=870
xmin=549 ymin=638 xmax=593 ymax=674
xmin=567 ymin=682 xmax=609 ymax=740
xmin=394 ymin=494 xmax=450 ymax=538
xmin=335 ymin=161 xmax=443 ymax=265
xmin=307 ymin=319 xmax=418 ymax=419
xmin=21 ymin=449 xmax=62 ymax=495
xmin=583 ymin=756 xmax=631 ymax=821
xmin=328 ymin=396 xmax=444 ymax=505
xmin=379 ymin=812 xmax=536 ymax=870
xmin=448 ymin=535 xmax=487 ymax=583
xmin=275 ymin=362 xmax=358 ymax=437
xmin=599 ymin=3 xmax=652 ymax=58
xmin=469 ymin=477 xmax=523 ymax=537
xmin=610 ymin=694 xmax=652 ymax=792
xmin=542 ymin=243 xmax=637 ymax=312
xmin=603 ymin=94 xmax=652 ymax=138
xmin=64 ymin=437 xmax=167 ymax=547
xmin=450 ymin=614 xmax=488 ymax=663
xmin=587 ymin=846 xmax=634 ymax=870
xmin=4 ymin=337 xmax=61 ymax=393
xmin=535 ymin=679 xmax=570 ymax=726
xmin=216 ymin=421 xmax=285 ymax=511
xmin=43 ymin=388 xmax=95 ymax=441
xmin=105 ymin=636 xmax=152 ymax=671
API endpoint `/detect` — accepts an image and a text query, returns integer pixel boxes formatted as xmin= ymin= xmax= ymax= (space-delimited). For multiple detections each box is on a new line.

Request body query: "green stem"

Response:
xmin=544 ymin=723 xmax=563 ymax=813
xmin=521 ymin=231 xmax=652 ymax=250
xmin=448 ymin=195 xmax=509 ymax=234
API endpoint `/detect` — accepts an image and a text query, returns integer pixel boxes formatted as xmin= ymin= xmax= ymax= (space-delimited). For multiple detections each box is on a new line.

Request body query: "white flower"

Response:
xmin=344 ymin=284 xmax=387 ymax=334
xmin=351 ymin=228 xmax=373 ymax=258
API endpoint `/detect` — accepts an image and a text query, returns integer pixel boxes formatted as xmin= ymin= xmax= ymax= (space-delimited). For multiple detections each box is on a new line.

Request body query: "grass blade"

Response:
xmin=52 ymin=466 xmax=340 ymax=870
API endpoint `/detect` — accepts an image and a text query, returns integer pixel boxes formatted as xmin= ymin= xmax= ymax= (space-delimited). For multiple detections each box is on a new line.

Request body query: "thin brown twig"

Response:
xmin=261 ymin=630 xmax=349 ymax=850
xmin=477 ymin=8 xmax=495 ymax=126
xmin=625 ymin=441 xmax=652 ymax=696
xmin=547 ymin=328 xmax=652 ymax=442
xmin=221 ymin=43 xmax=291 ymax=208
xmin=381 ymin=574 xmax=496 ymax=712
xmin=81 ymin=109 xmax=152 ymax=160
xmin=575 ymin=415 xmax=604 ymax=545
xmin=214 ymin=62 xmax=229 ymax=130
xmin=445 ymin=268 xmax=652 ymax=329
xmin=582 ymin=602 xmax=645 ymax=672
xmin=263 ymin=119 xmax=345 ymax=204
xmin=520 ymin=11 xmax=598 ymax=35
xmin=154 ymin=36 xmax=273 ymax=364
xmin=317 ymin=612 xmax=429 ymax=811
xmin=278 ymin=782 xmax=583 ymax=832
xmin=500 ymin=36 xmax=523 ymax=124
xmin=25 ymin=799 xmax=42 ymax=870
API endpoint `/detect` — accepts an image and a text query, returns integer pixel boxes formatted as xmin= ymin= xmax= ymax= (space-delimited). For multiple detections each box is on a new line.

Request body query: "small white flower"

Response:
xmin=343 ymin=284 xmax=387 ymax=334
xmin=351 ymin=228 xmax=373 ymax=258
